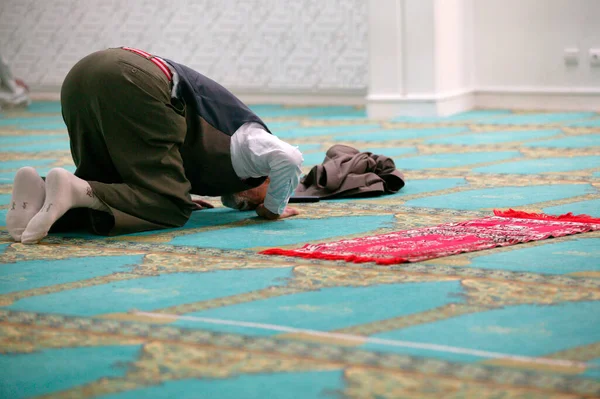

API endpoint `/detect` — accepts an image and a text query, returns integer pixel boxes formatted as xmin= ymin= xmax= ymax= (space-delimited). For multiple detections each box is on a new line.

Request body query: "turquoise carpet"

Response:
xmin=1 ymin=103 xmax=599 ymax=398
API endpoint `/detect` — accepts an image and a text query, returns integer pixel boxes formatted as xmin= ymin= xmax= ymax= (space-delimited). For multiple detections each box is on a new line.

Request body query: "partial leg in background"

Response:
xmin=0 ymin=54 xmax=30 ymax=108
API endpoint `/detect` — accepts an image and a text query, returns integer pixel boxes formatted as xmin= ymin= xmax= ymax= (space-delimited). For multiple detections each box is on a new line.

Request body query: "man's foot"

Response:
xmin=21 ymin=168 xmax=104 ymax=244
xmin=6 ymin=167 xmax=46 ymax=241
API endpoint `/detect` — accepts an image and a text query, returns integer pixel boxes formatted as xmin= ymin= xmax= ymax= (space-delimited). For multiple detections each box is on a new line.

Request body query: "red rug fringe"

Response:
xmin=259 ymin=248 xmax=408 ymax=265
xmin=493 ymin=209 xmax=600 ymax=224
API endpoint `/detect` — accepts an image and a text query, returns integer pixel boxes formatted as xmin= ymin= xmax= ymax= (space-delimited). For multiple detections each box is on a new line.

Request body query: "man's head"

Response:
xmin=221 ymin=179 xmax=269 ymax=211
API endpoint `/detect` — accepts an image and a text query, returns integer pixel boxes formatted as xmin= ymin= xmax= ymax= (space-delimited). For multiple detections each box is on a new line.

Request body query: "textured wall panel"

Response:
xmin=0 ymin=0 xmax=368 ymax=91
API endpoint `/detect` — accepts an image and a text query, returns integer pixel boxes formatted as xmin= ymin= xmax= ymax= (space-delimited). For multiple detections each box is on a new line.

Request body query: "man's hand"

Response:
xmin=256 ymin=204 xmax=300 ymax=220
xmin=192 ymin=198 xmax=215 ymax=210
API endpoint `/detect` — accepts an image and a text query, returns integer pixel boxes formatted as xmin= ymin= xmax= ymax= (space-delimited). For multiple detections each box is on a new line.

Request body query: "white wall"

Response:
xmin=403 ymin=0 xmax=436 ymax=94
xmin=367 ymin=0 xmax=438 ymax=97
xmin=368 ymin=0 xmax=403 ymax=97
xmin=367 ymin=0 xmax=475 ymax=118
xmin=0 ymin=0 xmax=368 ymax=95
xmin=474 ymin=0 xmax=600 ymax=91
xmin=2 ymin=0 xmax=599 ymax=110
xmin=434 ymin=0 xmax=474 ymax=94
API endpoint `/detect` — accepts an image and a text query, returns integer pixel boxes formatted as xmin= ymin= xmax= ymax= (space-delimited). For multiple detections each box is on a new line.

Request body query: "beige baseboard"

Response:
xmin=366 ymin=89 xmax=475 ymax=119
xmin=475 ymin=87 xmax=600 ymax=112
xmin=29 ymin=86 xmax=600 ymax=115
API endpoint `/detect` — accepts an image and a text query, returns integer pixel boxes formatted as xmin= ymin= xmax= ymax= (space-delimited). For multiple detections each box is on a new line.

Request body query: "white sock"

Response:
xmin=21 ymin=168 xmax=108 ymax=244
xmin=6 ymin=167 xmax=46 ymax=241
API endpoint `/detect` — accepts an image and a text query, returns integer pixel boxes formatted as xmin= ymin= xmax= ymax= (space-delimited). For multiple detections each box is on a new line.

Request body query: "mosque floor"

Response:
xmin=0 ymin=103 xmax=599 ymax=398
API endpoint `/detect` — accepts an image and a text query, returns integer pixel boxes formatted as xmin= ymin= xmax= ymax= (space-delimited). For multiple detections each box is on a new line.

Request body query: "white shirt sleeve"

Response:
xmin=231 ymin=122 xmax=303 ymax=214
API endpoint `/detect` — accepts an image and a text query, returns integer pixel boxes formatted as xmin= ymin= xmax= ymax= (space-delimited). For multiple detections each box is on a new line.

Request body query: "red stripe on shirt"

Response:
xmin=122 ymin=47 xmax=152 ymax=58
xmin=150 ymin=57 xmax=172 ymax=80
xmin=122 ymin=47 xmax=172 ymax=80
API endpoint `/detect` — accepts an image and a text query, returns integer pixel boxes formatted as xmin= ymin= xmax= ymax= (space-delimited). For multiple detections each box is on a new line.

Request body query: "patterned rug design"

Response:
xmin=260 ymin=211 xmax=600 ymax=264
xmin=0 ymin=103 xmax=599 ymax=398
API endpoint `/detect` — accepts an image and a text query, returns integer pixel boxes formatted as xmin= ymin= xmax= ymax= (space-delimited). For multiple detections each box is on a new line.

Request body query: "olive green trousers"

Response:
xmin=56 ymin=48 xmax=194 ymax=235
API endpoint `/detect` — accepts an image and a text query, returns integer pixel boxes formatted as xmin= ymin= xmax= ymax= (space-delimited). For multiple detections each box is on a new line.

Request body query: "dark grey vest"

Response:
xmin=166 ymin=59 xmax=270 ymax=196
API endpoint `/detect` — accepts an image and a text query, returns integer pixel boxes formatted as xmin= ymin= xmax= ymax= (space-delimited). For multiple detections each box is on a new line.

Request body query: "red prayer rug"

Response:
xmin=260 ymin=210 xmax=600 ymax=265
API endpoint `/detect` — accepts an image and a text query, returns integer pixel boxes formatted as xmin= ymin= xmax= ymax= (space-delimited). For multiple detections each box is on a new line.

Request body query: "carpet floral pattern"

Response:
xmin=0 ymin=103 xmax=599 ymax=398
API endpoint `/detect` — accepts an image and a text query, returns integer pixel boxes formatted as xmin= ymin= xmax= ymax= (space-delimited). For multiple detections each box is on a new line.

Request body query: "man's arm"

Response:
xmin=260 ymin=140 xmax=303 ymax=218
xmin=231 ymin=123 xmax=303 ymax=219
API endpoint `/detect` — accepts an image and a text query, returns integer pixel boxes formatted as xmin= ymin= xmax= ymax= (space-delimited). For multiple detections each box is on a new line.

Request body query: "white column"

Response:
xmin=367 ymin=0 xmax=474 ymax=118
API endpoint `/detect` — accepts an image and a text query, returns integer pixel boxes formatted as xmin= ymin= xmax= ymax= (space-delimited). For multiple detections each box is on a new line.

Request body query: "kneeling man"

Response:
xmin=7 ymin=47 xmax=303 ymax=244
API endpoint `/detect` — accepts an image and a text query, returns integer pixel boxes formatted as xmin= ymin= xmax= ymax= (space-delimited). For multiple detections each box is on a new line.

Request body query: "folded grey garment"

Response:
xmin=295 ymin=144 xmax=405 ymax=199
